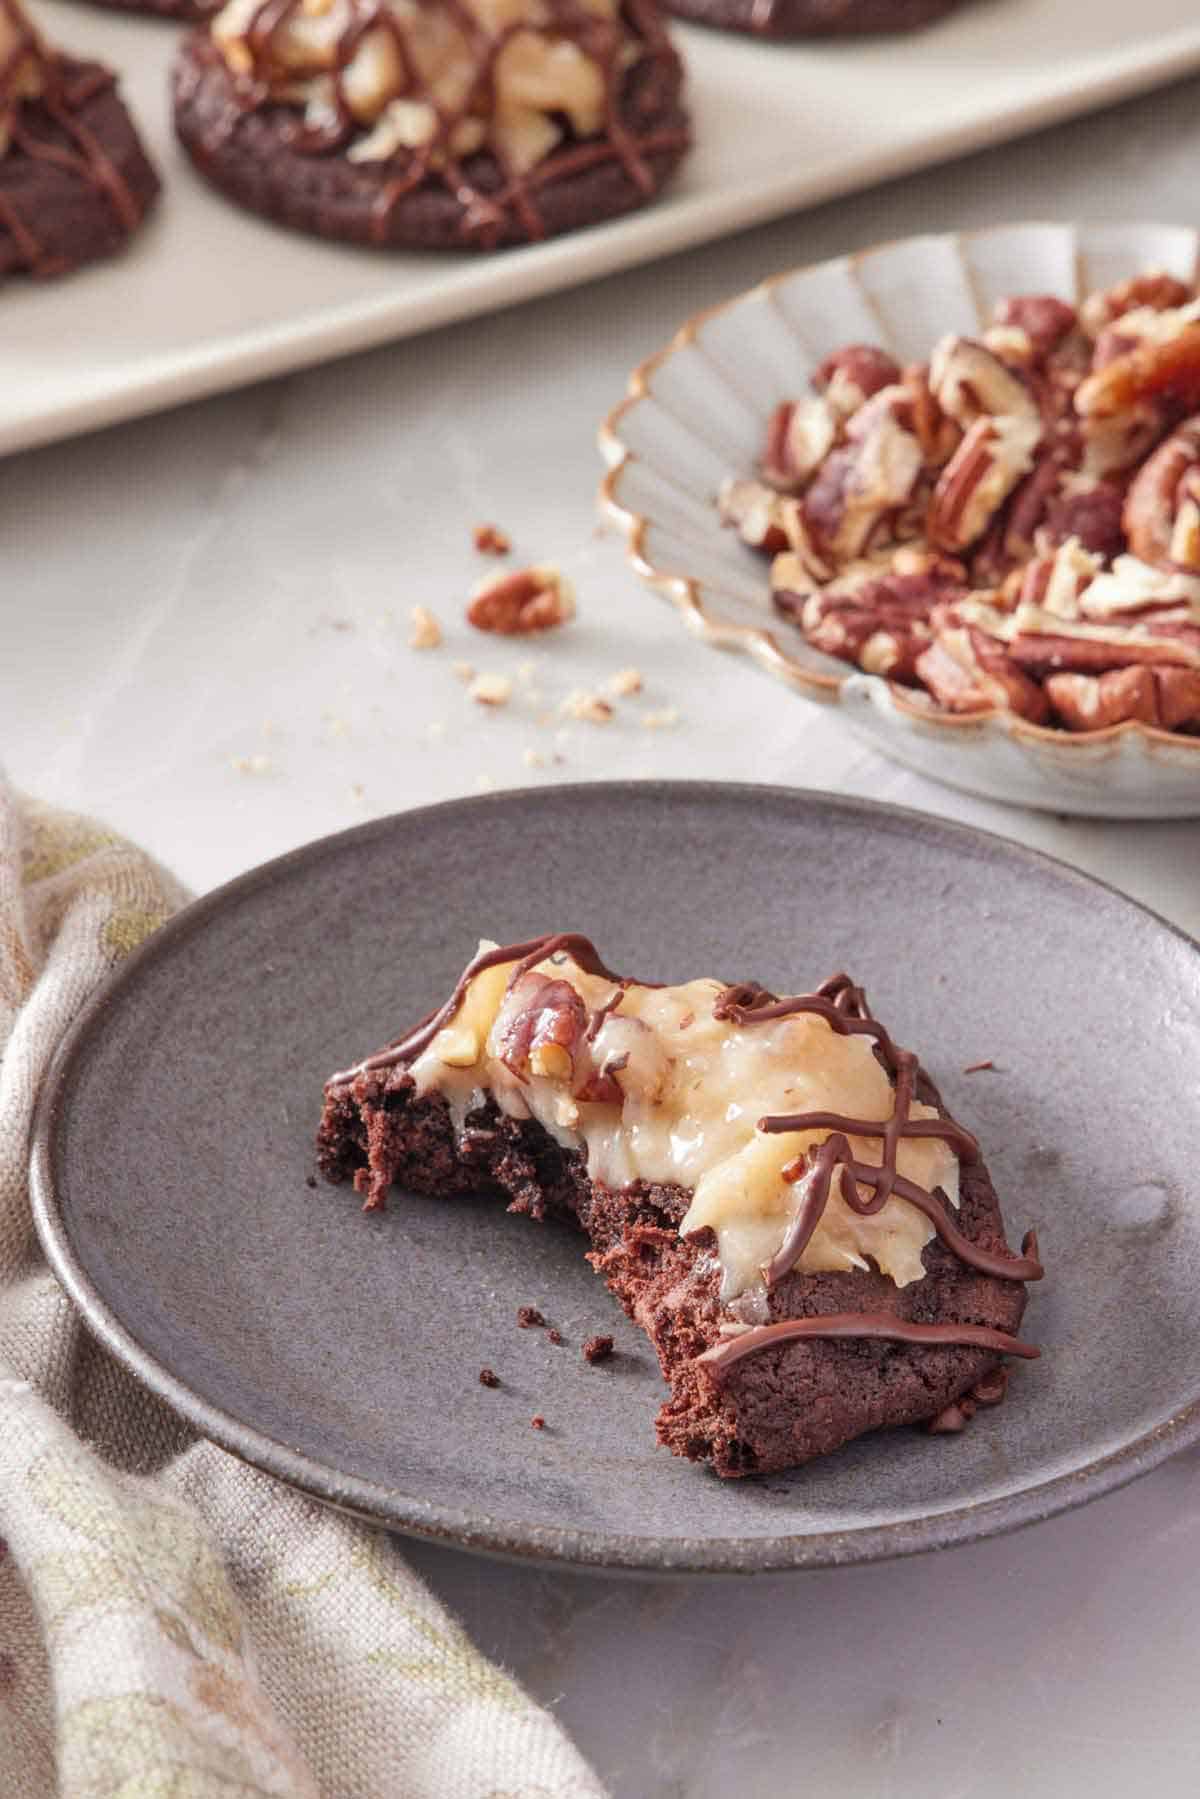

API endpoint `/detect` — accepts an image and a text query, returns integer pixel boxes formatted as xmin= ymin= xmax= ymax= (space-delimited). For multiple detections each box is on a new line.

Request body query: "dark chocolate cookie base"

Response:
xmin=317 ymin=1065 xmax=1029 ymax=1478
xmin=172 ymin=35 xmax=689 ymax=251
xmin=664 ymin=0 xmax=961 ymax=36
xmin=77 ymin=0 xmax=217 ymax=22
xmin=1 ymin=60 xmax=160 ymax=279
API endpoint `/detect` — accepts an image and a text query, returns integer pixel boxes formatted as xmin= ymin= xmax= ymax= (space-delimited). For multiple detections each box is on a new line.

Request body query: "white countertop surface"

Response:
xmin=5 ymin=63 xmax=1200 ymax=1799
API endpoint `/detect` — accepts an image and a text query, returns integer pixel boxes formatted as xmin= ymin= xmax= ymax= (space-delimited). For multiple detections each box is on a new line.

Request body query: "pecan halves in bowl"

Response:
xmin=1045 ymin=664 xmax=1200 ymax=731
xmin=790 ymin=569 xmax=967 ymax=681
xmin=1122 ymin=419 xmax=1200 ymax=570
xmin=915 ymin=625 xmax=1050 ymax=723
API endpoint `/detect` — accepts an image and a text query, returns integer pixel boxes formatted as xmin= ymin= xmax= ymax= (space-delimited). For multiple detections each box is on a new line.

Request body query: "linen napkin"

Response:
xmin=0 ymin=772 xmax=606 ymax=1799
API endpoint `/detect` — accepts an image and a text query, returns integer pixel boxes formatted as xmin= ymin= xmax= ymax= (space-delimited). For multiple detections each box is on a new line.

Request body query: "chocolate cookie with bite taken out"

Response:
xmin=317 ymin=932 xmax=1043 ymax=1478
xmin=172 ymin=0 xmax=689 ymax=252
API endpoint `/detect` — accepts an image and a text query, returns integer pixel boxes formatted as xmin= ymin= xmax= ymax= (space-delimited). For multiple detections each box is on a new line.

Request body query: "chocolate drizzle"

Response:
xmin=696 ymin=1314 xmax=1040 ymax=1385
xmin=210 ymin=0 xmax=688 ymax=247
xmin=0 ymin=0 xmax=146 ymax=276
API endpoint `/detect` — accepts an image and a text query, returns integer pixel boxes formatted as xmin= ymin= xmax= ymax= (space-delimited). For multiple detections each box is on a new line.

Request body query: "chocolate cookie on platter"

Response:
xmin=663 ymin=0 xmax=962 ymax=38
xmin=82 ymin=0 xmax=218 ymax=25
xmin=0 ymin=0 xmax=159 ymax=279
xmin=317 ymin=932 xmax=1043 ymax=1478
xmin=172 ymin=0 xmax=690 ymax=252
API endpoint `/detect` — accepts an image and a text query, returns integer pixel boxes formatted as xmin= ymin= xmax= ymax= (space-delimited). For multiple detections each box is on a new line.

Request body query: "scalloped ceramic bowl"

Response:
xmin=599 ymin=222 xmax=1200 ymax=818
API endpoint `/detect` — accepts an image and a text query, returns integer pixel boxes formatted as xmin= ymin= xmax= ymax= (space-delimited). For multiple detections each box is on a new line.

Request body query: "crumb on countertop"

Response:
xmin=547 ymin=1328 xmax=564 ymax=1346
xmin=479 ymin=1368 xmax=500 ymax=1388
xmin=583 ymin=1334 xmax=615 ymax=1364
xmin=408 ymin=605 xmax=443 ymax=650
xmin=641 ymin=707 xmax=680 ymax=730
xmin=469 ymin=672 xmax=513 ymax=707
xmin=517 ymin=1305 xmax=545 ymax=1329
xmin=963 ymin=1059 xmax=996 ymax=1074
xmin=473 ymin=523 xmax=511 ymax=555
xmin=562 ymin=690 xmax=614 ymax=725
xmin=530 ymin=1414 xmax=546 ymax=1431
xmin=609 ymin=667 xmax=643 ymax=696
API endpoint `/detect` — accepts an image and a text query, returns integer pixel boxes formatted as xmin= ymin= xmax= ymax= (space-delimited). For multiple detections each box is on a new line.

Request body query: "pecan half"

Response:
xmin=915 ymin=625 xmax=1050 ymax=722
xmin=761 ymin=397 xmax=839 ymax=491
xmin=814 ymin=345 xmax=902 ymax=415
xmin=1045 ymin=665 xmax=1159 ymax=730
xmin=801 ymin=390 xmax=924 ymax=560
xmin=718 ymin=477 xmax=791 ymax=556
xmin=1075 ymin=323 xmax=1200 ymax=421
xmin=468 ymin=565 xmax=575 ymax=634
xmin=1080 ymin=273 xmax=1193 ymax=339
xmin=993 ymin=294 xmax=1078 ymax=357
xmin=928 ymin=336 xmax=1042 ymax=428
xmin=498 ymin=974 xmax=587 ymax=1082
xmin=927 ymin=416 xmax=1042 ymax=552
xmin=1007 ymin=626 xmax=1199 ymax=677
xmin=1122 ymin=418 xmax=1200 ymax=570
xmin=793 ymin=569 xmax=965 ymax=680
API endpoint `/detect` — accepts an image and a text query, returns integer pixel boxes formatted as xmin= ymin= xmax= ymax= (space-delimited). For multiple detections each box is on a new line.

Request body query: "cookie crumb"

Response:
xmin=228 ymin=753 xmax=273 ymax=776
xmin=469 ymin=672 xmax=513 ymax=708
xmin=641 ymin=707 xmax=680 ymax=730
xmin=609 ymin=667 xmax=643 ymax=696
xmin=479 ymin=1368 xmax=500 ymax=1389
xmin=562 ymin=690 xmax=614 ymax=725
xmin=530 ymin=1414 xmax=546 ymax=1430
xmin=963 ymin=1058 xmax=996 ymax=1074
xmin=473 ymin=523 xmax=511 ymax=555
xmin=517 ymin=1305 xmax=545 ymax=1329
xmin=583 ymin=1334 xmax=614 ymax=1364
xmin=305 ymin=1175 xmax=317 ymax=1190
xmin=408 ymin=605 xmax=442 ymax=650
xmin=547 ymin=1328 xmax=564 ymax=1346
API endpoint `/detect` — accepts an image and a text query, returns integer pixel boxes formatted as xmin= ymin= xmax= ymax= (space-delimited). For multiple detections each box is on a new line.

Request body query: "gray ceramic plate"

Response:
xmin=31 ymin=784 xmax=1200 ymax=1574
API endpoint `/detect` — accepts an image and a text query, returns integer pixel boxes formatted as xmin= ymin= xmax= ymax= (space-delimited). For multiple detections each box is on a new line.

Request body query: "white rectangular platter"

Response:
xmin=8 ymin=0 xmax=1200 ymax=455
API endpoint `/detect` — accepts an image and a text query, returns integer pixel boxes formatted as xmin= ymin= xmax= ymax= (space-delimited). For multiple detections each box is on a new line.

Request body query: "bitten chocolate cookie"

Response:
xmin=662 ymin=0 xmax=961 ymax=37
xmin=172 ymin=0 xmax=690 ymax=252
xmin=0 ymin=0 xmax=159 ymax=279
xmin=317 ymin=932 xmax=1043 ymax=1478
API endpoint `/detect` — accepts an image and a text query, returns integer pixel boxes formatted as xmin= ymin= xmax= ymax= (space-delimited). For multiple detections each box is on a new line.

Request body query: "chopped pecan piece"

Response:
xmin=1155 ymin=666 xmax=1200 ymax=729
xmin=468 ymin=566 xmax=575 ymax=635
xmin=1007 ymin=626 xmax=1199 ymax=677
xmin=1122 ymin=418 xmax=1200 ymax=570
xmin=901 ymin=363 xmax=961 ymax=467
xmin=915 ymin=625 xmax=1050 ymax=722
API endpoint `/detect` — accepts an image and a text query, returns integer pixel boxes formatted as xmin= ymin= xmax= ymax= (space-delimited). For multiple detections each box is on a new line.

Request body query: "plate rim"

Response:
xmin=29 ymin=780 xmax=1200 ymax=1575
xmin=596 ymin=219 xmax=1200 ymax=766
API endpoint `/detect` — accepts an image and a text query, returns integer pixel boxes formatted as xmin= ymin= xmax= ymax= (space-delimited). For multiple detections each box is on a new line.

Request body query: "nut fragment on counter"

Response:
xmin=609 ymin=666 xmax=643 ymax=696
xmin=473 ymin=523 xmax=511 ymax=555
xmin=468 ymin=565 xmax=575 ymax=635
xmin=717 ymin=268 xmax=1200 ymax=737
xmin=562 ymin=689 xmax=614 ymax=724
xmin=469 ymin=672 xmax=513 ymax=707
xmin=408 ymin=605 xmax=443 ymax=649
